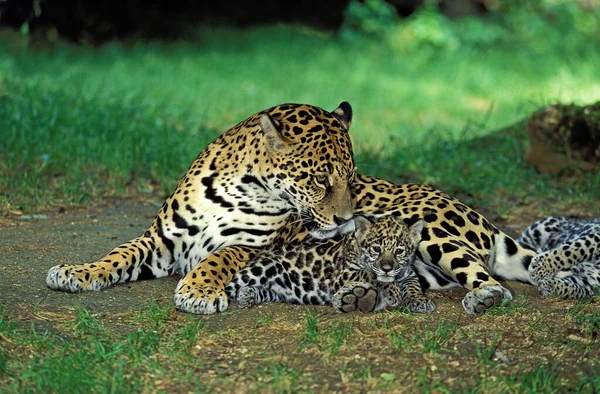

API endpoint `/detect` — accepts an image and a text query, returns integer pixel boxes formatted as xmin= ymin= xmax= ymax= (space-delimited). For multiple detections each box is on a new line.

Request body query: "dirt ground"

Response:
xmin=1 ymin=198 xmax=599 ymax=392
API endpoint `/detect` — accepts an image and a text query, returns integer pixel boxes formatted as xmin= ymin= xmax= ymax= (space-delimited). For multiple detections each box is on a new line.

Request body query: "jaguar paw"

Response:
xmin=46 ymin=264 xmax=111 ymax=292
xmin=537 ymin=278 xmax=555 ymax=299
xmin=174 ymin=280 xmax=229 ymax=315
xmin=332 ymin=283 xmax=379 ymax=313
xmin=462 ymin=285 xmax=512 ymax=315
xmin=408 ymin=297 xmax=437 ymax=313
xmin=529 ymin=254 xmax=555 ymax=283
xmin=236 ymin=286 xmax=259 ymax=309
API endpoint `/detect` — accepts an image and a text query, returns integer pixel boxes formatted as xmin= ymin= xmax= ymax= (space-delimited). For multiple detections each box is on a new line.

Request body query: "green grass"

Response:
xmin=1 ymin=2 xmax=599 ymax=210
xmin=566 ymin=299 xmax=600 ymax=339
xmin=389 ymin=319 xmax=458 ymax=353
xmin=0 ymin=305 xmax=211 ymax=393
xmin=298 ymin=308 xmax=354 ymax=355
xmin=485 ymin=295 xmax=531 ymax=316
xmin=2 ymin=301 xmax=600 ymax=393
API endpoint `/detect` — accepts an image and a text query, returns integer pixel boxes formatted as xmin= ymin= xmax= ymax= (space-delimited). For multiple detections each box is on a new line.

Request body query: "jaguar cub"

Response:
xmin=518 ymin=216 xmax=600 ymax=299
xmin=225 ymin=215 xmax=436 ymax=313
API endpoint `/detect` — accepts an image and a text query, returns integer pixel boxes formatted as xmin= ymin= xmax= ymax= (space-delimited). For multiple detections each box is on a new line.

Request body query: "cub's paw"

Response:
xmin=407 ymin=296 xmax=437 ymax=314
xmin=529 ymin=253 xmax=555 ymax=283
xmin=333 ymin=283 xmax=379 ymax=313
xmin=537 ymin=278 xmax=555 ymax=299
xmin=46 ymin=264 xmax=110 ymax=292
xmin=174 ymin=279 xmax=228 ymax=315
xmin=462 ymin=285 xmax=512 ymax=315
xmin=236 ymin=286 xmax=259 ymax=309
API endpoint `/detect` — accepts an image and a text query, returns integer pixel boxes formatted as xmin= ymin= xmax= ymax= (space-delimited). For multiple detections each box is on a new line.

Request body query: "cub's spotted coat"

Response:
xmin=226 ymin=215 xmax=435 ymax=313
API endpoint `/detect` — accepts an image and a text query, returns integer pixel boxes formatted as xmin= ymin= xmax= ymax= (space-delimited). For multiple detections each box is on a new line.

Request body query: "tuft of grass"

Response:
xmin=298 ymin=308 xmax=354 ymax=355
xmin=566 ymin=300 xmax=600 ymax=339
xmin=577 ymin=374 xmax=600 ymax=393
xmin=174 ymin=316 xmax=205 ymax=346
xmin=253 ymin=361 xmax=308 ymax=393
xmin=414 ymin=367 xmax=450 ymax=394
xmin=485 ymin=295 xmax=531 ymax=316
xmin=71 ymin=307 xmax=105 ymax=337
xmin=0 ymin=307 xmax=16 ymax=337
xmin=136 ymin=301 xmax=174 ymax=329
xmin=389 ymin=319 xmax=458 ymax=353
xmin=514 ymin=365 xmax=561 ymax=394
xmin=253 ymin=312 xmax=272 ymax=329
xmin=474 ymin=333 xmax=502 ymax=367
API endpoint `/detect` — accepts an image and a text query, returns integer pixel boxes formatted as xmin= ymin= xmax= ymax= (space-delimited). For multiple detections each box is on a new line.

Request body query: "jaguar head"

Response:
xmin=260 ymin=102 xmax=356 ymax=239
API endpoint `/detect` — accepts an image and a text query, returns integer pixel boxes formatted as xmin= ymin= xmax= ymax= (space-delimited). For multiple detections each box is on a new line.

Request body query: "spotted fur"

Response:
xmin=46 ymin=102 xmax=357 ymax=314
xmin=226 ymin=215 xmax=435 ymax=313
xmin=518 ymin=216 xmax=600 ymax=298
xmin=46 ymin=101 xmax=538 ymax=315
xmin=350 ymin=177 xmax=537 ymax=314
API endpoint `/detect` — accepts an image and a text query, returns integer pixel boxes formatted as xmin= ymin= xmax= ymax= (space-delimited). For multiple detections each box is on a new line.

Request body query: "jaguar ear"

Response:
xmin=332 ymin=101 xmax=353 ymax=130
xmin=353 ymin=215 xmax=373 ymax=241
xmin=409 ymin=219 xmax=425 ymax=245
xmin=260 ymin=113 xmax=287 ymax=151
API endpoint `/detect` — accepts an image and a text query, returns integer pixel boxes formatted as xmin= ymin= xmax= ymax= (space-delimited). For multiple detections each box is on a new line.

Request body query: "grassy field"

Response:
xmin=1 ymin=292 xmax=600 ymax=393
xmin=1 ymin=3 xmax=599 ymax=212
xmin=1 ymin=2 xmax=600 ymax=392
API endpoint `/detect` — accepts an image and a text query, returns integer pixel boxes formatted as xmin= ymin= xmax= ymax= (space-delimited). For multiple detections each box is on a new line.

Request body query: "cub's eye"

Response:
xmin=369 ymin=245 xmax=382 ymax=259
xmin=314 ymin=175 xmax=330 ymax=188
xmin=395 ymin=247 xmax=405 ymax=257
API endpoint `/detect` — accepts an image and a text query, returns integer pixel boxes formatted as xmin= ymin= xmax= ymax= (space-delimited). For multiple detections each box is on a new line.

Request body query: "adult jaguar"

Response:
xmin=47 ymin=102 xmax=357 ymax=314
xmin=46 ymin=101 xmax=537 ymax=314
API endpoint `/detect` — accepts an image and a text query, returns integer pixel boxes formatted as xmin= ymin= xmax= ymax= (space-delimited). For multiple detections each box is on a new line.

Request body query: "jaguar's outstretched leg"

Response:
xmin=174 ymin=245 xmax=257 ymax=314
xmin=46 ymin=231 xmax=173 ymax=292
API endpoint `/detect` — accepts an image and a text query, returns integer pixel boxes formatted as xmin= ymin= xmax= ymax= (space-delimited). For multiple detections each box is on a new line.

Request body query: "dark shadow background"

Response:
xmin=0 ymin=0 xmax=491 ymax=43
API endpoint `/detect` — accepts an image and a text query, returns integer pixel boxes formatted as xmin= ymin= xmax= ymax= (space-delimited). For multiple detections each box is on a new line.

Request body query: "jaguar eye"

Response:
xmin=370 ymin=245 xmax=382 ymax=258
xmin=314 ymin=175 xmax=330 ymax=188
xmin=395 ymin=247 xmax=405 ymax=257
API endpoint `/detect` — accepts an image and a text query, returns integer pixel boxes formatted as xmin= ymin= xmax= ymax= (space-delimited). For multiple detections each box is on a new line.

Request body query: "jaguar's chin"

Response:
xmin=306 ymin=220 xmax=356 ymax=240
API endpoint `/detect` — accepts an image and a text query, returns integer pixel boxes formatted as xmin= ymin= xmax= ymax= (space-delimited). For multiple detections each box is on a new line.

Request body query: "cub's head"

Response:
xmin=259 ymin=102 xmax=356 ymax=239
xmin=354 ymin=215 xmax=424 ymax=283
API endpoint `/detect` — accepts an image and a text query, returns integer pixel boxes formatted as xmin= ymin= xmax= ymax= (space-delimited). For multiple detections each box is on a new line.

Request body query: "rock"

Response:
xmin=524 ymin=102 xmax=600 ymax=175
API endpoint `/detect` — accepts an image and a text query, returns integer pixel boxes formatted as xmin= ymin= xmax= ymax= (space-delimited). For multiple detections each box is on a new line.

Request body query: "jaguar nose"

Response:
xmin=380 ymin=261 xmax=394 ymax=272
xmin=333 ymin=215 xmax=349 ymax=226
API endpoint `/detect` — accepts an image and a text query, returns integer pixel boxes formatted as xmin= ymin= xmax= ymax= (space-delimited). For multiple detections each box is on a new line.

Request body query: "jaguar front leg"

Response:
xmin=398 ymin=272 xmax=436 ymax=313
xmin=174 ymin=245 xmax=257 ymax=314
xmin=46 ymin=234 xmax=172 ymax=292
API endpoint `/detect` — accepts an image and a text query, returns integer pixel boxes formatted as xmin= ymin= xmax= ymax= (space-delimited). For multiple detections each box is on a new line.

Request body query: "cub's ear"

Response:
xmin=260 ymin=113 xmax=287 ymax=151
xmin=353 ymin=215 xmax=373 ymax=241
xmin=332 ymin=101 xmax=353 ymax=130
xmin=409 ymin=219 xmax=425 ymax=245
